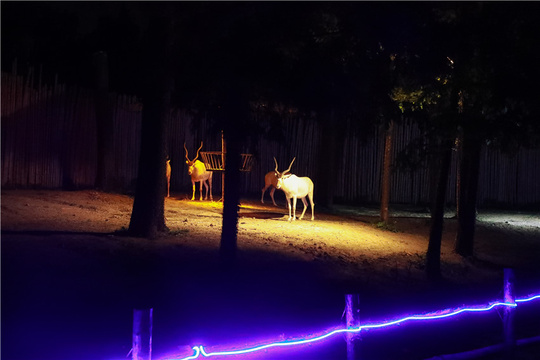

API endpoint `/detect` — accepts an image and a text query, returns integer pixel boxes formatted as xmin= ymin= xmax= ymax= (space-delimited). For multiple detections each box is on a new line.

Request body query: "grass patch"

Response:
xmin=375 ymin=221 xmax=399 ymax=233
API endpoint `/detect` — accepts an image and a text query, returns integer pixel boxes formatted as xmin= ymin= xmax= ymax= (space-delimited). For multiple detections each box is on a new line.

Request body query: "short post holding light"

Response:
xmin=503 ymin=268 xmax=516 ymax=359
xmin=133 ymin=308 xmax=153 ymax=360
xmin=345 ymin=294 xmax=361 ymax=360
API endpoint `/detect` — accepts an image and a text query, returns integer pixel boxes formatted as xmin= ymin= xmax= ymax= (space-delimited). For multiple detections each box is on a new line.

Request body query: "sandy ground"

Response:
xmin=2 ymin=189 xmax=540 ymax=360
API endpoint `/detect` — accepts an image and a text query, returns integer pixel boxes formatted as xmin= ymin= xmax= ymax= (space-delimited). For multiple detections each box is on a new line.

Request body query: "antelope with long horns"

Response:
xmin=261 ymin=171 xmax=279 ymax=206
xmin=274 ymin=157 xmax=315 ymax=221
xmin=184 ymin=142 xmax=213 ymax=201
xmin=166 ymin=155 xmax=171 ymax=197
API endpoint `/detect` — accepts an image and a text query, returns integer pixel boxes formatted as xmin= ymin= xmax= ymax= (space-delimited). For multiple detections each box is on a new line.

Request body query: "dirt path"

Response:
xmin=2 ymin=190 xmax=539 ymax=359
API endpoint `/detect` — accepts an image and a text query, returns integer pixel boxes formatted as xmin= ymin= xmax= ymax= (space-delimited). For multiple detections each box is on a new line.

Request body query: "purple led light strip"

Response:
xmin=164 ymin=293 xmax=540 ymax=360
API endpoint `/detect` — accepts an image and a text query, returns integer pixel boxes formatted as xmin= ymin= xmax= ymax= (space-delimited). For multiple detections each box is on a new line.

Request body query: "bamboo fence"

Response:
xmin=2 ymin=69 xmax=539 ymax=207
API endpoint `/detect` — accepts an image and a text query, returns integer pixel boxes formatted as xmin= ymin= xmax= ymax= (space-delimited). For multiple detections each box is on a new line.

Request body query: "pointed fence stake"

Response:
xmin=345 ymin=294 xmax=361 ymax=360
xmin=503 ymin=268 xmax=516 ymax=359
xmin=133 ymin=308 xmax=153 ymax=360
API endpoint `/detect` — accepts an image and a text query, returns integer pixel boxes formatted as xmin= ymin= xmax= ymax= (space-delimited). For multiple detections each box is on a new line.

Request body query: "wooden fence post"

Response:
xmin=345 ymin=294 xmax=361 ymax=360
xmin=503 ymin=268 xmax=515 ymax=359
xmin=133 ymin=308 xmax=153 ymax=360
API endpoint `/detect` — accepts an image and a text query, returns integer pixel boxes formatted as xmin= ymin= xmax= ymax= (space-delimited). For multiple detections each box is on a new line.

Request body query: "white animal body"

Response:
xmin=184 ymin=142 xmax=213 ymax=201
xmin=274 ymin=157 xmax=315 ymax=221
xmin=261 ymin=171 xmax=279 ymax=206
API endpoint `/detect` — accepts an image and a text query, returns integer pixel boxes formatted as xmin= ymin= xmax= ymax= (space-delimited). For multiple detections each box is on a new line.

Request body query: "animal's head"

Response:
xmin=184 ymin=141 xmax=204 ymax=175
xmin=273 ymin=157 xmax=295 ymax=189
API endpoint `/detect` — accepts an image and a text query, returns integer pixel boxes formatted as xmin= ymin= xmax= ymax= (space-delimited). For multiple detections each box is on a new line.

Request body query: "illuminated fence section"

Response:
xmin=158 ymin=292 xmax=540 ymax=360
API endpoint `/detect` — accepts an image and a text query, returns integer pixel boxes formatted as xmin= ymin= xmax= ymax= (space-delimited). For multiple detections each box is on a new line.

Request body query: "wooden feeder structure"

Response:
xmin=200 ymin=132 xmax=254 ymax=201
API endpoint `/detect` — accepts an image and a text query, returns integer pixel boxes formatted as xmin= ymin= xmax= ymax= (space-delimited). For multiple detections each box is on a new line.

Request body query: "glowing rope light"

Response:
xmin=164 ymin=293 xmax=540 ymax=360
xmin=516 ymin=294 xmax=540 ymax=303
xmin=182 ymin=347 xmax=200 ymax=360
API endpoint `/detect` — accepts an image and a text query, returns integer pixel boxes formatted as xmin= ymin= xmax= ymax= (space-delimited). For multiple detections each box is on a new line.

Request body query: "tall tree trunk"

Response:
xmin=220 ymin=132 xmax=241 ymax=267
xmin=128 ymin=86 xmax=171 ymax=238
xmin=426 ymin=141 xmax=452 ymax=279
xmin=128 ymin=16 xmax=173 ymax=238
xmin=92 ymin=51 xmax=114 ymax=191
xmin=454 ymin=127 xmax=463 ymax=218
xmin=380 ymin=120 xmax=394 ymax=223
xmin=427 ymin=154 xmax=439 ymax=218
xmin=455 ymin=131 xmax=482 ymax=257
xmin=316 ymin=110 xmax=338 ymax=208
xmin=219 ymin=81 xmax=249 ymax=268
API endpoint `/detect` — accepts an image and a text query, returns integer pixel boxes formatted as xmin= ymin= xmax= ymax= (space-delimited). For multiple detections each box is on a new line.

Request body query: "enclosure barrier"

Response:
xmin=4 ymin=68 xmax=540 ymax=206
xmin=130 ymin=269 xmax=540 ymax=360
xmin=200 ymin=152 xmax=255 ymax=172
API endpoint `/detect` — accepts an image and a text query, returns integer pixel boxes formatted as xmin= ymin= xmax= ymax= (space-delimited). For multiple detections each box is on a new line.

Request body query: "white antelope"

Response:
xmin=184 ymin=142 xmax=213 ymax=201
xmin=261 ymin=171 xmax=279 ymax=206
xmin=274 ymin=157 xmax=315 ymax=221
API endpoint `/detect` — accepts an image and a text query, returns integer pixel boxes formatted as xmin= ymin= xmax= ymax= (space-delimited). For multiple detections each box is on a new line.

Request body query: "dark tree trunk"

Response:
xmin=128 ymin=88 xmax=170 ymax=238
xmin=454 ymin=128 xmax=463 ymax=218
xmin=92 ymin=51 xmax=114 ymax=191
xmin=380 ymin=120 xmax=394 ymax=223
xmin=316 ymin=110 xmax=338 ymax=208
xmin=220 ymin=133 xmax=241 ymax=267
xmin=128 ymin=16 xmax=173 ymax=238
xmin=455 ymin=131 xmax=482 ymax=257
xmin=427 ymin=155 xmax=439 ymax=218
xmin=219 ymin=82 xmax=249 ymax=268
xmin=426 ymin=141 xmax=452 ymax=279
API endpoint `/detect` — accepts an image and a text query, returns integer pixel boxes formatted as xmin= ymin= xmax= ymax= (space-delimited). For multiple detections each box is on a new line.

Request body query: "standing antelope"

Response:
xmin=166 ymin=156 xmax=171 ymax=197
xmin=184 ymin=142 xmax=213 ymax=201
xmin=261 ymin=171 xmax=279 ymax=206
xmin=274 ymin=157 xmax=315 ymax=221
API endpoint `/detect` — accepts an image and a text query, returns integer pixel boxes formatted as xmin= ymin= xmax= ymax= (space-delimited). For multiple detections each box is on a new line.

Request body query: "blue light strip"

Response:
xmin=163 ymin=292 xmax=540 ymax=360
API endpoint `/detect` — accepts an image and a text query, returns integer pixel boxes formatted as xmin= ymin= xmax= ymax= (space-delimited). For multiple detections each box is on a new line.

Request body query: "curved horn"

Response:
xmin=184 ymin=142 xmax=190 ymax=161
xmin=283 ymin=157 xmax=296 ymax=174
xmin=194 ymin=141 xmax=203 ymax=161
xmin=273 ymin=157 xmax=279 ymax=174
